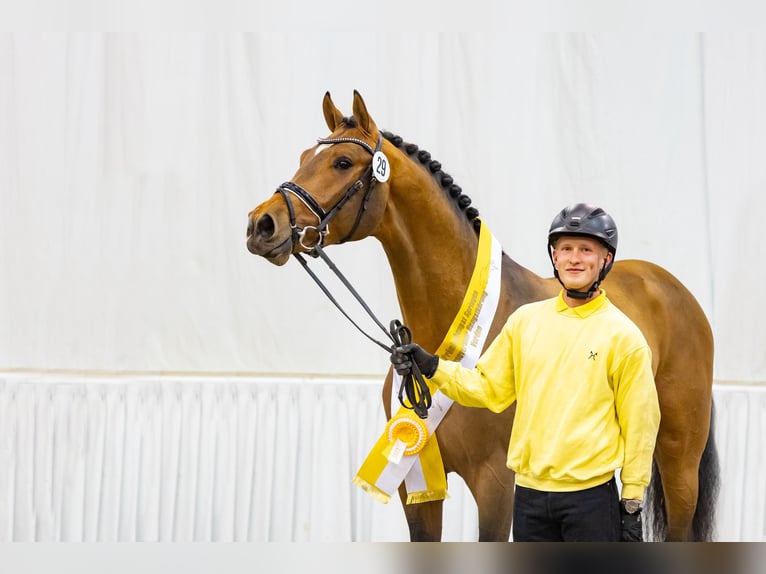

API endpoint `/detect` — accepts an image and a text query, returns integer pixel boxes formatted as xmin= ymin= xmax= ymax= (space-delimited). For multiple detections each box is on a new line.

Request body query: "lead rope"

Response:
xmin=294 ymin=245 xmax=433 ymax=419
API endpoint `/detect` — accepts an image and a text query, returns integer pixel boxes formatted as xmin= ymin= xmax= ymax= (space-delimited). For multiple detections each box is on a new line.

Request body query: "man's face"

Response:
xmin=552 ymin=235 xmax=612 ymax=291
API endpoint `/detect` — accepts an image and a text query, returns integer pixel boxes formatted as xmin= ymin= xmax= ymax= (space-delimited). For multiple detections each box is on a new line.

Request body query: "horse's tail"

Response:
xmin=646 ymin=400 xmax=721 ymax=541
xmin=692 ymin=401 xmax=721 ymax=540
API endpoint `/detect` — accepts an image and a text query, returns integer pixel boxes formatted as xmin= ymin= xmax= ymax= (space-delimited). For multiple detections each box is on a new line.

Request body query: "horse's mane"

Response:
xmin=336 ymin=115 xmax=479 ymax=233
xmin=378 ymin=128 xmax=481 ymax=235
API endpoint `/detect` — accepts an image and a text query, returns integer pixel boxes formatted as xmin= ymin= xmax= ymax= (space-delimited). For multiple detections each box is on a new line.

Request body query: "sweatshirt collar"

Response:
xmin=556 ymin=289 xmax=608 ymax=318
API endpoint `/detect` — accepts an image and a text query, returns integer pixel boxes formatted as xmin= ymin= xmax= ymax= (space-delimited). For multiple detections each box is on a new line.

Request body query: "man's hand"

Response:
xmin=390 ymin=343 xmax=439 ymax=378
xmin=620 ymin=499 xmax=644 ymax=542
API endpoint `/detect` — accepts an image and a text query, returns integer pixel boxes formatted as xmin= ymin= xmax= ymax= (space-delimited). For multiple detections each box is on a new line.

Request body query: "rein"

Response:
xmin=275 ymin=135 xmax=432 ymax=419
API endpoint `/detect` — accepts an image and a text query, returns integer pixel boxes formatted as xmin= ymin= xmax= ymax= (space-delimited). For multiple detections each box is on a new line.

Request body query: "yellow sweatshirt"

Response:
xmin=430 ymin=290 xmax=660 ymax=500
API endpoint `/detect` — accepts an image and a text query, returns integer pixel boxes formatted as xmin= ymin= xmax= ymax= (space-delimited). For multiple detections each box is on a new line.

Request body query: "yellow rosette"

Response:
xmin=384 ymin=412 xmax=429 ymax=458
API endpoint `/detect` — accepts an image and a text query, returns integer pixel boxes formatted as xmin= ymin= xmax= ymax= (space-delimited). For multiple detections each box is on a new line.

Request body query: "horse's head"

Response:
xmin=247 ymin=90 xmax=392 ymax=265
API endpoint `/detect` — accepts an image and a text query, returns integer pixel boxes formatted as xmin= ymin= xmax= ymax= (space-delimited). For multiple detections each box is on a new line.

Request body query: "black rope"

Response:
xmin=389 ymin=319 xmax=432 ymax=420
xmin=294 ymin=247 xmax=433 ymax=419
xmin=294 ymin=251 xmax=392 ymax=353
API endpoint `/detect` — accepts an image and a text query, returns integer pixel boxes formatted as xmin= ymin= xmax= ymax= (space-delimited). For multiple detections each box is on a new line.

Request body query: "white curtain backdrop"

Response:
xmin=0 ymin=375 xmax=763 ymax=542
xmin=1 ymin=33 xmax=765 ymax=541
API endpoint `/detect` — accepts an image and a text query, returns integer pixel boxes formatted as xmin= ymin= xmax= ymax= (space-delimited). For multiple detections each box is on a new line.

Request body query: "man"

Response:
xmin=391 ymin=203 xmax=661 ymax=542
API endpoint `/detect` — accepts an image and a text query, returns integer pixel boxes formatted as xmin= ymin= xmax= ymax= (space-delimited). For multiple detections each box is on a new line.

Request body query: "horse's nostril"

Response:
xmin=255 ymin=214 xmax=275 ymax=239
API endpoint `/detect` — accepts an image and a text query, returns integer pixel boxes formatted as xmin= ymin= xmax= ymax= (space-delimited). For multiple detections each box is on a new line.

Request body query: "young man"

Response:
xmin=391 ymin=203 xmax=661 ymax=542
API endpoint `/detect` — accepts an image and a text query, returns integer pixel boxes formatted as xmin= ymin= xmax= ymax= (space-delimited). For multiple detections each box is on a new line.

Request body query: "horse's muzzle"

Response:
xmin=246 ymin=212 xmax=293 ymax=265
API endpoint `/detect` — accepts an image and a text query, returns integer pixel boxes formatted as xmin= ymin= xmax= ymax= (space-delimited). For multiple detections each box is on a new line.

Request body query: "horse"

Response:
xmin=246 ymin=90 xmax=720 ymax=541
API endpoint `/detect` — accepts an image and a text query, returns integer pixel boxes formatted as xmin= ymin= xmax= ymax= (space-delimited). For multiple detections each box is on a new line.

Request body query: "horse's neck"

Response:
xmin=375 ymin=199 xmax=480 ymax=352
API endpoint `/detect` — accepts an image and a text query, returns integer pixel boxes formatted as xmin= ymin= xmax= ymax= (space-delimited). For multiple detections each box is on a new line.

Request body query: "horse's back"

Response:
xmin=494 ymin=256 xmax=714 ymax=386
xmin=604 ymin=259 xmax=714 ymax=406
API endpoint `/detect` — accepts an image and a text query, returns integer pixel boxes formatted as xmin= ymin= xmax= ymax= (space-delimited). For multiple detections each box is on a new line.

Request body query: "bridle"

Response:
xmin=274 ymin=134 xmax=383 ymax=252
xmin=272 ymin=133 xmax=432 ymax=419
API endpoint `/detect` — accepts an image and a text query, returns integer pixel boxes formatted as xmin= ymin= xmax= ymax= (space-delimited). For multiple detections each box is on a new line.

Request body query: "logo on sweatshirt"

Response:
xmin=588 ymin=350 xmax=598 ymax=361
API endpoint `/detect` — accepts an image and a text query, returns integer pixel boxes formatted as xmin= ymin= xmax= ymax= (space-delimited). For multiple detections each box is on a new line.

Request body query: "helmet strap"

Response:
xmin=551 ymin=255 xmax=610 ymax=301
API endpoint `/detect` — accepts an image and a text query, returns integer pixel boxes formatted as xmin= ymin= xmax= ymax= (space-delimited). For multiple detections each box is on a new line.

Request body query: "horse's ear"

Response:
xmin=322 ymin=91 xmax=344 ymax=132
xmin=352 ymin=90 xmax=377 ymax=135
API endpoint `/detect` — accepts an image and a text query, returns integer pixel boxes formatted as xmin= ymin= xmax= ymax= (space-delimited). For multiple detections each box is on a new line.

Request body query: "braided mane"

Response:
xmin=381 ymin=130 xmax=481 ymax=234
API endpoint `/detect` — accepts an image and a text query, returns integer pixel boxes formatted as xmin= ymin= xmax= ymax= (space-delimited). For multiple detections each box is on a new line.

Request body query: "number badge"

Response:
xmin=372 ymin=151 xmax=390 ymax=183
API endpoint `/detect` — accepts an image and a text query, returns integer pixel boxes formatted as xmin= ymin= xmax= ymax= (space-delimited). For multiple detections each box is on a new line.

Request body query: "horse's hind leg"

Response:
xmin=460 ymin=449 xmax=515 ymax=541
xmin=454 ymin=408 xmax=516 ymax=540
xmin=654 ymin=447 xmax=699 ymax=540
xmin=653 ymin=407 xmax=711 ymax=541
xmin=397 ymin=484 xmax=444 ymax=541
xmin=469 ymin=470 xmax=515 ymax=541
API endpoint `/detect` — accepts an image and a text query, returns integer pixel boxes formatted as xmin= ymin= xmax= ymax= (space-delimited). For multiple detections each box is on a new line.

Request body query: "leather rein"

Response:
xmin=273 ymin=134 xmax=432 ymax=419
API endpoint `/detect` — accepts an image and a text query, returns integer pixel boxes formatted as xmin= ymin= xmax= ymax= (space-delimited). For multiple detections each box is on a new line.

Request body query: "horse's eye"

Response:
xmin=333 ymin=157 xmax=353 ymax=170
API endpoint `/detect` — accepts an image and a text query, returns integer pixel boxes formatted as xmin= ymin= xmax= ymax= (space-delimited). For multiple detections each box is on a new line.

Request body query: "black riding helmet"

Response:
xmin=547 ymin=203 xmax=618 ymax=300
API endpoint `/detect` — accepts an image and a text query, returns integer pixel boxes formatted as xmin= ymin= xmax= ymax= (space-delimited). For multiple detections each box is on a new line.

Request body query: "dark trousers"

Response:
xmin=512 ymin=478 xmax=621 ymax=542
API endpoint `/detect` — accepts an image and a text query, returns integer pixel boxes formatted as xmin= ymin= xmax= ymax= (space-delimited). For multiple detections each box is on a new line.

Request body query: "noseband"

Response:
xmin=275 ymin=134 xmax=384 ymax=254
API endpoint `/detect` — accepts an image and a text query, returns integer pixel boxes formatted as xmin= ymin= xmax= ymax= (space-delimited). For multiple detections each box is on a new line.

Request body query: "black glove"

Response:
xmin=619 ymin=501 xmax=644 ymax=542
xmin=390 ymin=343 xmax=439 ymax=378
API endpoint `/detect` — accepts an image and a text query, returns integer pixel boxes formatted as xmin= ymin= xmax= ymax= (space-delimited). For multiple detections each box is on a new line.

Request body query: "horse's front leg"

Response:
xmin=397 ymin=485 xmax=444 ymax=541
xmin=383 ymin=372 xmax=444 ymax=541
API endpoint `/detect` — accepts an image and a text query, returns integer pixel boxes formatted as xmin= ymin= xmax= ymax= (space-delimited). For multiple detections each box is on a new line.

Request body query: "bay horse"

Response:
xmin=246 ymin=91 xmax=719 ymax=541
